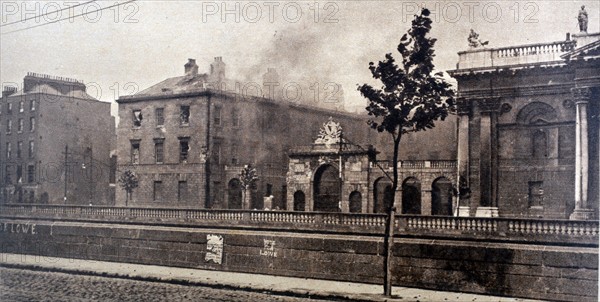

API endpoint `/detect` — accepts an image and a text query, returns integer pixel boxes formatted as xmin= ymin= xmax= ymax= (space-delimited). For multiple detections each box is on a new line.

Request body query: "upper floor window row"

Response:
xmin=132 ymin=105 xmax=191 ymax=128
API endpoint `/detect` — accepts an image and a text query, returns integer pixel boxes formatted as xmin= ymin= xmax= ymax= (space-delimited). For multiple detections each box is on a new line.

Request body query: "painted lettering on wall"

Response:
xmin=0 ymin=222 xmax=37 ymax=234
xmin=205 ymin=234 xmax=223 ymax=264
xmin=260 ymin=239 xmax=277 ymax=257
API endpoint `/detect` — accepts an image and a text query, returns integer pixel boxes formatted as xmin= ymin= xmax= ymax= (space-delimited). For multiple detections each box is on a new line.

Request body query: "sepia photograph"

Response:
xmin=0 ymin=0 xmax=598 ymax=301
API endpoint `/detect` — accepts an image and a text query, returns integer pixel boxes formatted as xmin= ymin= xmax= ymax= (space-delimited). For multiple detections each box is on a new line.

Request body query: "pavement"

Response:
xmin=0 ymin=253 xmax=540 ymax=302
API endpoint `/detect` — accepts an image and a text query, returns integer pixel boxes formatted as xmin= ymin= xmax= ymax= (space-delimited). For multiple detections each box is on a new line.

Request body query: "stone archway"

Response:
xmin=373 ymin=177 xmax=393 ymax=213
xmin=293 ymin=190 xmax=306 ymax=211
xmin=227 ymin=178 xmax=243 ymax=209
xmin=349 ymin=191 xmax=362 ymax=213
xmin=313 ymin=164 xmax=341 ymax=212
xmin=402 ymin=177 xmax=421 ymax=214
xmin=432 ymin=177 xmax=453 ymax=216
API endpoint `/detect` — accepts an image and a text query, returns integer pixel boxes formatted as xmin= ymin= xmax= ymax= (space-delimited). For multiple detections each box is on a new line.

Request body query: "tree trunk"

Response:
xmin=384 ymin=134 xmax=401 ymax=296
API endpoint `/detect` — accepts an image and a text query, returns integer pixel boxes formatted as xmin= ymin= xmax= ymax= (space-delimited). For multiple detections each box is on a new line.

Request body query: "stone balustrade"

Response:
xmin=0 ymin=204 xmax=596 ymax=245
xmin=455 ymin=40 xmax=576 ymax=70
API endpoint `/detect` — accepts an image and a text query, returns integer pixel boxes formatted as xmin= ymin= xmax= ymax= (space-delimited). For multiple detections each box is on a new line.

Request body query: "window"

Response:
xmin=5 ymin=165 xmax=11 ymax=184
xmin=179 ymin=137 xmax=190 ymax=163
xmin=6 ymin=103 xmax=12 ymax=114
xmin=30 ymin=99 xmax=36 ymax=111
xmin=17 ymin=119 xmax=23 ymax=133
xmin=29 ymin=117 xmax=35 ymax=132
xmin=6 ymin=120 xmax=11 ymax=134
xmin=154 ymin=139 xmax=164 ymax=164
xmin=532 ymin=129 xmax=547 ymax=158
xmin=180 ymin=105 xmax=190 ymax=125
xmin=16 ymin=141 xmax=22 ymax=159
xmin=155 ymin=108 xmax=164 ymax=126
xmin=28 ymin=141 xmax=34 ymax=158
xmin=129 ymin=140 xmax=140 ymax=164
xmin=232 ymin=108 xmax=240 ymax=127
xmin=6 ymin=142 xmax=11 ymax=159
xmin=528 ymin=181 xmax=544 ymax=207
xmin=16 ymin=165 xmax=22 ymax=183
xmin=178 ymin=181 xmax=188 ymax=201
xmin=213 ymin=142 xmax=221 ymax=164
xmin=132 ymin=110 xmax=143 ymax=127
xmin=27 ymin=165 xmax=35 ymax=183
xmin=153 ymin=181 xmax=163 ymax=201
xmin=19 ymin=101 xmax=24 ymax=113
xmin=214 ymin=106 xmax=222 ymax=125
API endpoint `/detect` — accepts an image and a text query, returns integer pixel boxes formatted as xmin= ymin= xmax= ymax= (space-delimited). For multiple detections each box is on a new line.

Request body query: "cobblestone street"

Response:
xmin=0 ymin=268 xmax=323 ymax=302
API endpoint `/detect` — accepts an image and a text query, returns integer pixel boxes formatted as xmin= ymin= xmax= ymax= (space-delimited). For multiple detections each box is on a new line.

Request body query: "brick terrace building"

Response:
xmin=0 ymin=73 xmax=115 ymax=205
xmin=449 ymin=32 xmax=600 ymax=219
xmin=116 ymin=58 xmax=458 ymax=211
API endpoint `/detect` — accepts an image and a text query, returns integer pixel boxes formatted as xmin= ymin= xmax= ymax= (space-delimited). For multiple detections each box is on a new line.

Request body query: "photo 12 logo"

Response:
xmin=401 ymin=1 xmax=539 ymax=23
xmin=201 ymin=1 xmax=340 ymax=23
xmin=1 ymin=1 xmax=140 ymax=26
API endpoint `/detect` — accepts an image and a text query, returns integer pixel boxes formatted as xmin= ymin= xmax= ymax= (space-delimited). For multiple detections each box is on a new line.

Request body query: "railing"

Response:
xmin=455 ymin=40 xmax=577 ymax=70
xmin=0 ymin=204 xmax=597 ymax=245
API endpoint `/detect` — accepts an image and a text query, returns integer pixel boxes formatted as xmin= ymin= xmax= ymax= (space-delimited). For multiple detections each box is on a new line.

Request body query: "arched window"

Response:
xmin=373 ymin=177 xmax=393 ymax=213
xmin=293 ymin=191 xmax=305 ymax=211
xmin=402 ymin=177 xmax=421 ymax=214
xmin=349 ymin=191 xmax=362 ymax=213
xmin=432 ymin=177 xmax=453 ymax=216
xmin=227 ymin=178 xmax=242 ymax=209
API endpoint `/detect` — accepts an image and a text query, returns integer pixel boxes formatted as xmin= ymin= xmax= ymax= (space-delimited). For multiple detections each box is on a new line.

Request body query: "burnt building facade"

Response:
xmin=116 ymin=58 xmax=458 ymax=212
xmin=0 ymin=73 xmax=115 ymax=205
xmin=450 ymin=32 xmax=600 ymax=219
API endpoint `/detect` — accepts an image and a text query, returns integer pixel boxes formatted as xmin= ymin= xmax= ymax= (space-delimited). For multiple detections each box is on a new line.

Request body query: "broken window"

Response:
xmin=131 ymin=140 xmax=140 ymax=164
xmin=213 ymin=142 xmax=221 ymax=164
xmin=180 ymin=105 xmax=190 ymax=125
xmin=6 ymin=120 xmax=11 ymax=134
xmin=16 ymin=165 xmax=22 ymax=183
xmin=19 ymin=101 xmax=24 ymax=113
xmin=178 ymin=180 xmax=188 ymax=201
xmin=28 ymin=141 xmax=34 ymax=158
xmin=179 ymin=137 xmax=190 ymax=163
xmin=17 ymin=119 xmax=23 ymax=133
xmin=6 ymin=103 xmax=12 ymax=114
xmin=154 ymin=139 xmax=164 ymax=164
xmin=6 ymin=142 xmax=11 ymax=159
xmin=27 ymin=165 xmax=35 ymax=183
xmin=30 ymin=99 xmax=36 ymax=111
xmin=214 ymin=106 xmax=222 ymax=125
xmin=29 ymin=117 xmax=35 ymax=132
xmin=155 ymin=108 xmax=164 ymax=126
xmin=16 ymin=141 xmax=22 ymax=159
xmin=132 ymin=110 xmax=143 ymax=127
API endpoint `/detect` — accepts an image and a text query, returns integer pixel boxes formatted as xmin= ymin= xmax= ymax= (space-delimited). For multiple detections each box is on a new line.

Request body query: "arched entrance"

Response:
xmin=373 ymin=177 xmax=393 ymax=213
xmin=227 ymin=178 xmax=243 ymax=209
xmin=349 ymin=191 xmax=362 ymax=213
xmin=432 ymin=177 xmax=453 ymax=216
xmin=402 ymin=177 xmax=421 ymax=214
xmin=293 ymin=190 xmax=305 ymax=211
xmin=313 ymin=164 xmax=341 ymax=212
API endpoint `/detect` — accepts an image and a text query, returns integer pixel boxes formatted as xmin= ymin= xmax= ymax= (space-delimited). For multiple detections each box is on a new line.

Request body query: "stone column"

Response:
xmin=475 ymin=98 xmax=501 ymax=217
xmin=456 ymin=98 xmax=471 ymax=216
xmin=570 ymin=87 xmax=594 ymax=220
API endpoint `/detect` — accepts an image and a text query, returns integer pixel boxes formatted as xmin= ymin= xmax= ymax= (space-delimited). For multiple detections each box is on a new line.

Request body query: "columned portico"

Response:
xmin=570 ymin=87 xmax=594 ymax=220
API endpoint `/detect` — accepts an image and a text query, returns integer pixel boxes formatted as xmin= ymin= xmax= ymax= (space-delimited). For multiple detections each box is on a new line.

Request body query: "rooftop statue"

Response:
xmin=578 ymin=5 xmax=588 ymax=33
xmin=468 ymin=29 xmax=489 ymax=48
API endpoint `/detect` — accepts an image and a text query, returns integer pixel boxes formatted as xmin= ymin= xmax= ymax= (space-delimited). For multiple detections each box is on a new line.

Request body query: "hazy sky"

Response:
xmin=1 ymin=0 xmax=599 ymax=115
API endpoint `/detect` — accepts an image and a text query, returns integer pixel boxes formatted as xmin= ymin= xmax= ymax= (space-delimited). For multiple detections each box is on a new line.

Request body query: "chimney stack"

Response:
xmin=210 ymin=57 xmax=226 ymax=82
xmin=184 ymin=58 xmax=199 ymax=76
xmin=2 ymin=86 xmax=17 ymax=98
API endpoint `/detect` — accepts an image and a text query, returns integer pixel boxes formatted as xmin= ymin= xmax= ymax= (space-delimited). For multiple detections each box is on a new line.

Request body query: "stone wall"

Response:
xmin=0 ymin=218 xmax=596 ymax=301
